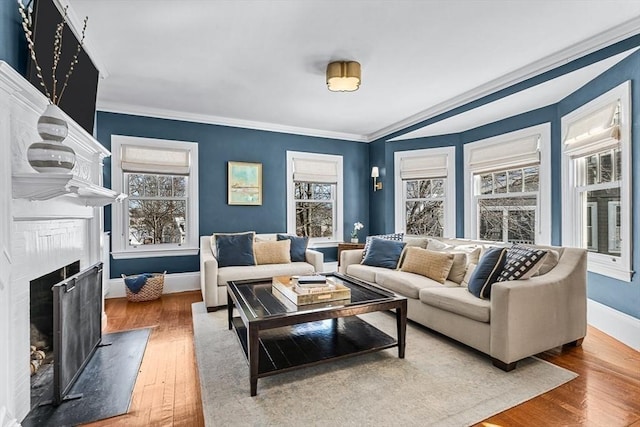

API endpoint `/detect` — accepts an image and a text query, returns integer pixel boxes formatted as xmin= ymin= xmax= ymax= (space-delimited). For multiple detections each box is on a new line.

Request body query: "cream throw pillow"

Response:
xmin=461 ymin=263 xmax=477 ymax=288
xmin=400 ymin=247 xmax=454 ymax=284
xmin=254 ymin=239 xmax=291 ymax=265
xmin=447 ymin=253 xmax=468 ymax=284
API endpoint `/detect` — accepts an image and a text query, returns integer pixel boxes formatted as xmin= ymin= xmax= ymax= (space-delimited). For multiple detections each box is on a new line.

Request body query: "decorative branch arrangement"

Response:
xmin=17 ymin=0 xmax=88 ymax=105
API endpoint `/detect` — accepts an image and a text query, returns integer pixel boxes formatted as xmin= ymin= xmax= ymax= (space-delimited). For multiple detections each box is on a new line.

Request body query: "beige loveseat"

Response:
xmin=339 ymin=237 xmax=587 ymax=371
xmin=200 ymin=234 xmax=324 ymax=311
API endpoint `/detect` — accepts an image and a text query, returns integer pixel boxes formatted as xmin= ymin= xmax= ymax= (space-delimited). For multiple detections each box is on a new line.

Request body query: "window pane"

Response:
xmin=600 ymin=152 xmax=612 ymax=182
xmin=507 ymin=210 xmax=536 ymax=244
xmin=480 ymin=174 xmax=493 ymax=195
xmin=431 ymin=179 xmax=445 ymax=197
xmin=405 ymin=180 xmax=421 ymax=199
xmin=158 ymin=176 xmax=173 ymax=197
xmin=586 ymin=155 xmax=598 ymax=185
xmin=494 ymin=172 xmax=507 ymax=193
xmin=478 ymin=197 xmax=536 ymax=243
xmin=173 ymin=177 xmax=186 ymax=197
xmin=295 ymin=182 xmax=332 ymax=200
xmin=128 ymin=174 xmax=144 ymax=197
xmin=405 ymin=200 xmax=444 ymax=237
xmin=129 ymin=200 xmax=186 ymax=245
xmin=144 ymin=175 xmax=158 ymax=197
xmin=583 ymin=187 xmax=620 ymax=256
xmin=507 ymin=169 xmax=522 ymax=193
xmin=295 ymin=202 xmax=333 ymax=237
xmin=523 ymin=166 xmax=539 ymax=192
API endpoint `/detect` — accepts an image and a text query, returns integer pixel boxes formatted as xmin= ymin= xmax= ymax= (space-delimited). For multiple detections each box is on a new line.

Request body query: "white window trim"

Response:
xmin=464 ymin=123 xmax=551 ymax=244
xmin=608 ymin=201 xmax=621 ymax=254
xmin=286 ymin=151 xmax=343 ymax=247
xmin=394 ymin=146 xmax=456 ymax=237
xmin=561 ymin=81 xmax=632 ymax=282
xmin=111 ymin=135 xmax=199 ymax=259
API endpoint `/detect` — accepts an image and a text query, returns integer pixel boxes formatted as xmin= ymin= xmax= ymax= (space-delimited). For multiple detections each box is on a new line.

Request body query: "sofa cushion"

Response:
xmin=277 ymin=234 xmax=308 ymax=262
xmin=399 ymin=247 xmax=454 ymax=284
xmin=215 ymin=232 xmax=256 ymax=267
xmin=254 ymin=239 xmax=291 ymax=265
xmin=376 ymin=270 xmax=456 ymax=299
xmin=419 ymin=287 xmax=491 ymax=323
xmin=533 ymin=249 xmax=559 ymax=276
xmin=497 ymin=245 xmax=548 ymax=281
xmin=467 ymin=247 xmax=507 ymax=299
xmin=361 ymin=238 xmax=406 ymax=269
xmin=362 ymin=233 xmax=404 ymax=258
xmin=217 ymin=262 xmax=314 ymax=287
xmin=345 ymin=264 xmax=388 ymax=283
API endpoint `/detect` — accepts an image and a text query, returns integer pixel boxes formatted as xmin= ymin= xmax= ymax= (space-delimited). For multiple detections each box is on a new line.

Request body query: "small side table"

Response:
xmin=337 ymin=242 xmax=365 ymax=267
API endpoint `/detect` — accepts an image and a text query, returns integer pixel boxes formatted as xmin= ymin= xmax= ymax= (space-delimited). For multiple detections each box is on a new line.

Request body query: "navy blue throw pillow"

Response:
xmin=277 ymin=234 xmax=308 ymax=262
xmin=215 ymin=232 xmax=256 ymax=267
xmin=467 ymin=247 xmax=507 ymax=299
xmin=361 ymin=237 xmax=406 ymax=269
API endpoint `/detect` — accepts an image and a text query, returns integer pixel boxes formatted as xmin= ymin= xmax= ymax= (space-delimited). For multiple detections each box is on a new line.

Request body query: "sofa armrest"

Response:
xmin=338 ymin=249 xmax=364 ymax=274
xmin=200 ymin=236 xmax=220 ymax=309
xmin=490 ymin=248 xmax=587 ymax=364
xmin=305 ymin=249 xmax=324 ymax=272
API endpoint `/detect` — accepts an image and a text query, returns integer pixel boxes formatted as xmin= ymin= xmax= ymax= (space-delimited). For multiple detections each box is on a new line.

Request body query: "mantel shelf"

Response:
xmin=12 ymin=173 xmax=127 ymax=206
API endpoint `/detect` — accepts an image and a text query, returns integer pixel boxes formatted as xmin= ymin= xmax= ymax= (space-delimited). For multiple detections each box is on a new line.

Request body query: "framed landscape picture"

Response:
xmin=228 ymin=161 xmax=262 ymax=205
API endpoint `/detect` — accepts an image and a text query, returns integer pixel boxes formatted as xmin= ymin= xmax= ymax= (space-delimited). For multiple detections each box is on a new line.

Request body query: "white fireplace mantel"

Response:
xmin=0 ymin=60 xmax=117 ymax=421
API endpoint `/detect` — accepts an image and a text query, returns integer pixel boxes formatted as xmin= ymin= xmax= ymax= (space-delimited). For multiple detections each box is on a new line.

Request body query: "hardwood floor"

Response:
xmin=87 ymin=291 xmax=639 ymax=426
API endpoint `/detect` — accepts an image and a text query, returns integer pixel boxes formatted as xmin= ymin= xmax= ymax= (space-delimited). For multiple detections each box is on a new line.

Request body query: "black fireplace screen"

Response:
xmin=52 ymin=262 xmax=103 ymax=405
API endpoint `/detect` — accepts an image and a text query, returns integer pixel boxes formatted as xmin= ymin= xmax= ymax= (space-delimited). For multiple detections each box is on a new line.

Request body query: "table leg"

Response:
xmin=227 ymin=298 xmax=233 ymax=330
xmin=248 ymin=323 xmax=259 ymax=396
xmin=396 ymin=300 xmax=407 ymax=359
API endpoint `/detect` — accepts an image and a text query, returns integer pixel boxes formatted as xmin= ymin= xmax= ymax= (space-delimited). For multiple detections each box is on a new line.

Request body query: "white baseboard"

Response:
xmin=587 ymin=298 xmax=640 ymax=351
xmin=106 ymin=271 xmax=200 ymax=299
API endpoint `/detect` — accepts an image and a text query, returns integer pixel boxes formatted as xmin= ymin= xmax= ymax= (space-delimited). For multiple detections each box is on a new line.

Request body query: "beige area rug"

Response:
xmin=192 ymin=302 xmax=577 ymax=427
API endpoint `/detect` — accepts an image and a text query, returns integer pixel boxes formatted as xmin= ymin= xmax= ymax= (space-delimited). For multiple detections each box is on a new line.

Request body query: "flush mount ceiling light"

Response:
xmin=326 ymin=61 xmax=361 ymax=92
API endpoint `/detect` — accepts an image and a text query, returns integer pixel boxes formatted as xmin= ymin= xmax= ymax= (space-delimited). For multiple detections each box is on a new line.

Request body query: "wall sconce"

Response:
xmin=371 ymin=166 xmax=382 ymax=191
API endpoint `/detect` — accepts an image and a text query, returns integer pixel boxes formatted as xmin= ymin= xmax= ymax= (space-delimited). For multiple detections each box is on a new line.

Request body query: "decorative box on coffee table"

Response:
xmin=272 ymin=275 xmax=351 ymax=305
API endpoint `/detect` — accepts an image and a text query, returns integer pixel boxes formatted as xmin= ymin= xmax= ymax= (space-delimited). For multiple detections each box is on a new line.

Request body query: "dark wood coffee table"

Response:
xmin=226 ymin=272 xmax=407 ymax=396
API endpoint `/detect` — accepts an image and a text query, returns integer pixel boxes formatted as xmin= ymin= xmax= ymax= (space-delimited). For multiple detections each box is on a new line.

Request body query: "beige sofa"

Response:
xmin=200 ymin=234 xmax=324 ymax=311
xmin=339 ymin=237 xmax=587 ymax=370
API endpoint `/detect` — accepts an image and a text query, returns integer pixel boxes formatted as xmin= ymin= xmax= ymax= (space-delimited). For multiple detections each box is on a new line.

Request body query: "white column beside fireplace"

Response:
xmin=0 ymin=61 xmax=122 ymax=422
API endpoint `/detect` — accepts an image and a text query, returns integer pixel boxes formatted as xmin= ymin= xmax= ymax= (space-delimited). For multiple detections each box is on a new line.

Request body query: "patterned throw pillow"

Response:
xmin=400 ymin=247 xmax=455 ymax=284
xmin=362 ymin=233 xmax=404 ymax=260
xmin=497 ymin=246 xmax=548 ymax=281
xmin=467 ymin=247 xmax=507 ymax=299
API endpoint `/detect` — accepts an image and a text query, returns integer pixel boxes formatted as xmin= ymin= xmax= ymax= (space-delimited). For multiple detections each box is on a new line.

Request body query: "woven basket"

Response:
xmin=122 ymin=271 xmax=166 ymax=302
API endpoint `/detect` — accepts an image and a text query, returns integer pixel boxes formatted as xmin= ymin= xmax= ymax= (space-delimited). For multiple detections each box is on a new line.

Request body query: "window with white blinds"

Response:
xmin=111 ymin=135 xmax=199 ymax=259
xmin=287 ymin=151 xmax=343 ymax=245
xmin=394 ymin=146 xmax=456 ymax=237
xmin=561 ymin=81 xmax=631 ymax=281
xmin=464 ymin=123 xmax=551 ymax=244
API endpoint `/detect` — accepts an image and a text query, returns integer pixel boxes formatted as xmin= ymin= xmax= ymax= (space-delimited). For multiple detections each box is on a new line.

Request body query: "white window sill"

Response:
xmin=588 ymin=254 xmax=633 ymax=282
xmin=308 ymin=240 xmax=340 ymax=249
xmin=111 ymin=246 xmax=200 ymax=259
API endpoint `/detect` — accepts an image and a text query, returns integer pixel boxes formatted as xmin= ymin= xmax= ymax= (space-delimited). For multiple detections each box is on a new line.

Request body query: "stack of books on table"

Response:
xmin=272 ymin=275 xmax=351 ymax=305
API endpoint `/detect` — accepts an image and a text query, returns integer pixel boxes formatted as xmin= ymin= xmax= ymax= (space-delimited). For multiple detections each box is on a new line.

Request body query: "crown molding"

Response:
xmin=97 ymin=101 xmax=368 ymax=142
xmin=368 ymin=15 xmax=640 ymax=142
xmin=53 ymin=0 xmax=109 ymax=78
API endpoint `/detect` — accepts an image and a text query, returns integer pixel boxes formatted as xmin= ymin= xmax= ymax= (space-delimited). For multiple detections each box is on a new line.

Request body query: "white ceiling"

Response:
xmin=64 ymin=0 xmax=640 ymax=142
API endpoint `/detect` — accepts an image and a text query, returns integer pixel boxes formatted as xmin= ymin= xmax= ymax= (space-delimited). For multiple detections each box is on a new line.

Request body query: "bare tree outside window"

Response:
xmin=294 ymin=182 xmax=334 ymax=238
xmin=127 ymin=173 xmax=187 ymax=246
xmin=404 ymin=178 xmax=445 ymax=236
xmin=475 ymin=166 xmax=538 ymax=244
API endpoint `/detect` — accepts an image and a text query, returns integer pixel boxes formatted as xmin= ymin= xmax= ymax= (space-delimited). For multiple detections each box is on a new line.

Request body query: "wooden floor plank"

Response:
xmin=83 ymin=291 xmax=639 ymax=427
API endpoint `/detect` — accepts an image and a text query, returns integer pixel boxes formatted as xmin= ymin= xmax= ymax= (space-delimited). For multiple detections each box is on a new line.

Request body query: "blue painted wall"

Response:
xmin=372 ymin=47 xmax=640 ymax=319
xmin=0 ymin=0 xmax=26 ymax=74
xmin=96 ymin=112 xmax=369 ymax=277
